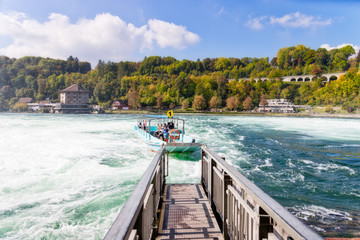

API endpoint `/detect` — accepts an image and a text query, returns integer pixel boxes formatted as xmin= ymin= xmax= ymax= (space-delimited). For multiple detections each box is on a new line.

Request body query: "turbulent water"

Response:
xmin=0 ymin=113 xmax=359 ymax=239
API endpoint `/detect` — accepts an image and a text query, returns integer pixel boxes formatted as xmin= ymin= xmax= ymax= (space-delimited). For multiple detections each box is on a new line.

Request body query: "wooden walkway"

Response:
xmin=156 ymin=184 xmax=224 ymax=240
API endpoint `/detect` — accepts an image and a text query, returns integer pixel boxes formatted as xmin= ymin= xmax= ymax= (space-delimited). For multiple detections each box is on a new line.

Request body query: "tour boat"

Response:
xmin=134 ymin=115 xmax=201 ymax=152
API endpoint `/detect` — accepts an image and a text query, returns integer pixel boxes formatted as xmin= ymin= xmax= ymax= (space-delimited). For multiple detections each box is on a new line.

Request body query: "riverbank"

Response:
xmin=3 ymin=108 xmax=360 ymax=119
xmin=105 ymin=109 xmax=360 ymax=119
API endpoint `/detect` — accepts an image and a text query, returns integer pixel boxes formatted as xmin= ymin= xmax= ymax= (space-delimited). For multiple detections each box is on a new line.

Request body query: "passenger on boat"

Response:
xmin=163 ymin=125 xmax=169 ymax=142
xmin=143 ymin=120 xmax=146 ymax=131
xmin=138 ymin=122 xmax=142 ymax=129
xmin=158 ymin=124 xmax=164 ymax=140
xmin=154 ymin=124 xmax=161 ymax=138
xmin=168 ymin=122 xmax=174 ymax=130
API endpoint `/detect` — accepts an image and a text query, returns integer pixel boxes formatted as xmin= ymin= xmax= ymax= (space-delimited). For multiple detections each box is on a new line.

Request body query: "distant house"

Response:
xmin=18 ymin=97 xmax=33 ymax=104
xmin=60 ymin=84 xmax=89 ymax=104
xmin=112 ymin=100 xmax=129 ymax=110
xmin=54 ymin=84 xmax=90 ymax=113
xmin=259 ymin=99 xmax=295 ymax=113
xmin=28 ymin=100 xmax=56 ymax=112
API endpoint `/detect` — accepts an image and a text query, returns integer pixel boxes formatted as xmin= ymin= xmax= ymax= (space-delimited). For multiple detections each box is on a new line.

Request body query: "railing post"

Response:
xmin=201 ymin=148 xmax=205 ymax=188
xmin=209 ymin=157 xmax=216 ymax=211
xmin=166 ymin=151 xmax=169 ymax=176
xmin=223 ymin=172 xmax=231 ymax=240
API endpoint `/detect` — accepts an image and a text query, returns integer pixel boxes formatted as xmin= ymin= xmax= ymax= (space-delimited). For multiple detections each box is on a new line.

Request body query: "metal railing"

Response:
xmin=104 ymin=145 xmax=323 ymax=240
xmin=104 ymin=146 xmax=167 ymax=240
xmin=201 ymin=145 xmax=323 ymax=240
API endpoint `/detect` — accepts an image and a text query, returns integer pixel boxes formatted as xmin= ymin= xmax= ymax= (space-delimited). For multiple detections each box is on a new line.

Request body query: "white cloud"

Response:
xmin=270 ymin=12 xmax=332 ymax=28
xmin=0 ymin=12 xmax=200 ymax=67
xmin=320 ymin=43 xmax=360 ymax=58
xmin=246 ymin=12 xmax=332 ymax=30
xmin=245 ymin=16 xmax=267 ymax=30
xmin=146 ymin=19 xmax=200 ymax=49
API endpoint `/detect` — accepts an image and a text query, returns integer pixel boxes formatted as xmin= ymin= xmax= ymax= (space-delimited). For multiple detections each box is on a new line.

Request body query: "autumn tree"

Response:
xmin=182 ymin=99 xmax=190 ymax=110
xmin=169 ymin=102 xmax=175 ymax=109
xmin=311 ymin=67 xmax=323 ymax=78
xmin=259 ymin=94 xmax=268 ymax=112
xmin=242 ymin=96 xmax=252 ymax=110
xmin=128 ymin=89 xmax=139 ymax=109
xmin=193 ymin=95 xmax=207 ymax=110
xmin=12 ymin=102 xmax=29 ymax=112
xmin=156 ymin=96 xmax=163 ymax=109
xmin=226 ymin=96 xmax=239 ymax=110
xmin=209 ymin=96 xmax=221 ymax=109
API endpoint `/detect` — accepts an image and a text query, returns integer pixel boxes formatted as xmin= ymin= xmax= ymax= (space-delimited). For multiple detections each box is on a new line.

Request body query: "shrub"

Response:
xmin=12 ymin=102 xmax=29 ymax=112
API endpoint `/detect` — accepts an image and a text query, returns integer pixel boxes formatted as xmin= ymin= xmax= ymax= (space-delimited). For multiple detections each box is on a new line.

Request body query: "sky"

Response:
xmin=0 ymin=0 xmax=359 ymax=68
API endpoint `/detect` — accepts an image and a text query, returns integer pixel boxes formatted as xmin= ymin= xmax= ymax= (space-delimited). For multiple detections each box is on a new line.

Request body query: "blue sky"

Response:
xmin=0 ymin=0 xmax=359 ymax=67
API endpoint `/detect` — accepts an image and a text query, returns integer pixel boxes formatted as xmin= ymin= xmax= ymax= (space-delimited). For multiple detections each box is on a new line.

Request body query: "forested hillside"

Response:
xmin=1 ymin=45 xmax=360 ymax=111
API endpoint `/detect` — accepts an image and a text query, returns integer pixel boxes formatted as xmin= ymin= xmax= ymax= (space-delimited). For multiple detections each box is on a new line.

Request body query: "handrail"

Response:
xmin=104 ymin=145 xmax=323 ymax=240
xmin=104 ymin=146 xmax=166 ymax=240
xmin=201 ymin=145 xmax=323 ymax=240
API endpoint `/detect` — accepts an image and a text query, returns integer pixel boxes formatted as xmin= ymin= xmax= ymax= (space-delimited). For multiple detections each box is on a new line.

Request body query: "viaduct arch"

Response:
xmin=281 ymin=72 xmax=345 ymax=83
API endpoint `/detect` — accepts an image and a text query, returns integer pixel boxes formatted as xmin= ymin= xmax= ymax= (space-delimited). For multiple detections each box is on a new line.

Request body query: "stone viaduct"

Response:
xmin=236 ymin=72 xmax=345 ymax=83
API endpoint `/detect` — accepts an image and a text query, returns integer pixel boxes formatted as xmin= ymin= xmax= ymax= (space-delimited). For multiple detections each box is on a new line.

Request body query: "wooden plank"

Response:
xmin=156 ymin=184 xmax=224 ymax=240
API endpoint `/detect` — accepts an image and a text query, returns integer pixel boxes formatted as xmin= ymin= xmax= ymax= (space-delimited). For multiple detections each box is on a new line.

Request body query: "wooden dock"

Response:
xmin=156 ymin=184 xmax=223 ymax=240
xmin=104 ymin=146 xmax=323 ymax=240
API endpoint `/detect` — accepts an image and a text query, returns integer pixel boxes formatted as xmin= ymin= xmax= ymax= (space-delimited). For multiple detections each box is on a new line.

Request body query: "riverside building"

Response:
xmin=259 ymin=99 xmax=295 ymax=113
xmin=54 ymin=84 xmax=90 ymax=113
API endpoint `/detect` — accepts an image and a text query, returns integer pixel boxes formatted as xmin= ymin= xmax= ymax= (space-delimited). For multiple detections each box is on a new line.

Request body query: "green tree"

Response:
xmin=281 ymin=88 xmax=290 ymax=99
xmin=216 ymin=75 xmax=228 ymax=104
xmin=215 ymin=57 xmax=231 ymax=71
xmin=332 ymin=52 xmax=348 ymax=71
xmin=338 ymin=45 xmax=355 ymax=58
xmin=315 ymin=48 xmax=329 ymax=67
xmin=0 ymin=91 xmax=9 ymax=111
xmin=1 ymin=86 xmax=15 ymax=99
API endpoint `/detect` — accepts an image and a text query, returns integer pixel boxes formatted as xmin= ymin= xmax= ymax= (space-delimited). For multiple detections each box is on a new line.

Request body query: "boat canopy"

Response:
xmin=136 ymin=115 xmax=186 ymax=142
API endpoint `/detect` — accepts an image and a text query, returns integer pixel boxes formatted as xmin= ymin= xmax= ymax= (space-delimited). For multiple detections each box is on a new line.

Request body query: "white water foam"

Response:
xmin=219 ymin=116 xmax=360 ymax=142
xmin=288 ymin=205 xmax=353 ymax=223
xmin=0 ymin=114 xmax=152 ymax=239
xmin=300 ymin=159 xmax=356 ymax=175
xmin=1 ymin=114 xmax=359 ymax=238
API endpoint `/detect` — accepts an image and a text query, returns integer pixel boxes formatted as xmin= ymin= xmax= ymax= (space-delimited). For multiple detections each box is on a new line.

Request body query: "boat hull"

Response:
xmin=134 ymin=126 xmax=201 ymax=152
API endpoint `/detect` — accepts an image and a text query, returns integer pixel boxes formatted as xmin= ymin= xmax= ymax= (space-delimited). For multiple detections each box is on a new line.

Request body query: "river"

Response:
xmin=0 ymin=113 xmax=359 ymax=239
